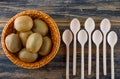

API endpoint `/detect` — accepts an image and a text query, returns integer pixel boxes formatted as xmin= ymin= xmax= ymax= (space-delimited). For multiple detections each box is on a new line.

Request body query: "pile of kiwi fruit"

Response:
xmin=5 ymin=15 xmax=52 ymax=63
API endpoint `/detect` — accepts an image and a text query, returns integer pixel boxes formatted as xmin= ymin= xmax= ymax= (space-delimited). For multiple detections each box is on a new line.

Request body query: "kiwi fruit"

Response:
xmin=32 ymin=19 xmax=48 ymax=36
xmin=18 ymin=48 xmax=38 ymax=63
xmin=26 ymin=33 xmax=43 ymax=53
xmin=39 ymin=36 xmax=52 ymax=56
xmin=14 ymin=16 xmax=33 ymax=32
xmin=5 ymin=33 xmax=22 ymax=53
xmin=19 ymin=31 xmax=33 ymax=47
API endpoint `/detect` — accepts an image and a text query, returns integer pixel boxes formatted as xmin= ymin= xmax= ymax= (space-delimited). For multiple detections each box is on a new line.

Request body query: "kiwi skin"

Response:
xmin=26 ymin=33 xmax=43 ymax=53
xmin=14 ymin=16 xmax=33 ymax=32
xmin=19 ymin=31 xmax=33 ymax=47
xmin=18 ymin=48 xmax=38 ymax=63
xmin=5 ymin=33 xmax=22 ymax=53
xmin=39 ymin=36 xmax=52 ymax=56
xmin=32 ymin=19 xmax=48 ymax=36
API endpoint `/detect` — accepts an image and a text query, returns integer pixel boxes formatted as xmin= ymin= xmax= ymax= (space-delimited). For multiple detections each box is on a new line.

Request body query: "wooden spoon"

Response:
xmin=78 ymin=29 xmax=88 ymax=79
xmin=62 ymin=29 xmax=73 ymax=79
xmin=92 ymin=30 xmax=103 ymax=79
xmin=70 ymin=18 xmax=80 ymax=75
xmin=85 ymin=17 xmax=95 ymax=75
xmin=100 ymin=18 xmax=111 ymax=75
xmin=107 ymin=31 xmax=118 ymax=79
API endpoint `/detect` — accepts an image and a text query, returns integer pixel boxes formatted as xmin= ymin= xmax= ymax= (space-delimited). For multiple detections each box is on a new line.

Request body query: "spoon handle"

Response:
xmin=96 ymin=46 xmax=99 ymax=79
xmin=111 ymin=47 xmax=115 ymax=79
xmin=81 ymin=46 xmax=84 ymax=79
xmin=103 ymin=36 xmax=107 ymax=75
xmin=73 ymin=35 xmax=77 ymax=75
xmin=66 ymin=45 xmax=69 ymax=79
xmin=88 ymin=35 xmax=92 ymax=75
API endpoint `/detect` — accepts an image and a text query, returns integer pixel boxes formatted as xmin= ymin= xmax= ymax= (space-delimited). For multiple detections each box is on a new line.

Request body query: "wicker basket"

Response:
xmin=1 ymin=10 xmax=60 ymax=69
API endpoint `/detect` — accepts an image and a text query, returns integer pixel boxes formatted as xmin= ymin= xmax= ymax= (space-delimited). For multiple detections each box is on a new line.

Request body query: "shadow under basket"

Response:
xmin=1 ymin=10 xmax=60 ymax=69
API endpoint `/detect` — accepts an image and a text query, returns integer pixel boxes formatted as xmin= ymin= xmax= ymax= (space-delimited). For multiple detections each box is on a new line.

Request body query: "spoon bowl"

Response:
xmin=85 ymin=17 xmax=95 ymax=33
xmin=70 ymin=18 xmax=80 ymax=34
xmin=92 ymin=30 xmax=103 ymax=46
xmin=78 ymin=30 xmax=88 ymax=46
xmin=62 ymin=29 xmax=73 ymax=46
xmin=107 ymin=31 xmax=118 ymax=47
xmin=100 ymin=18 xmax=111 ymax=34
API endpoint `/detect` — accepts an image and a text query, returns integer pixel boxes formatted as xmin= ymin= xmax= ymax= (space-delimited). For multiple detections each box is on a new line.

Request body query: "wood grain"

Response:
xmin=0 ymin=0 xmax=120 ymax=79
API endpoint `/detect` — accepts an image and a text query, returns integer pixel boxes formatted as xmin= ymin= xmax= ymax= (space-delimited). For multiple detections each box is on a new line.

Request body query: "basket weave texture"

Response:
xmin=1 ymin=10 xmax=60 ymax=69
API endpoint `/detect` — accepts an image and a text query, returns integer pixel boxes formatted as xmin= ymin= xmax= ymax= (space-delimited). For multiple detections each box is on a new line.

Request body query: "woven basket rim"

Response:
xmin=1 ymin=10 xmax=60 ymax=69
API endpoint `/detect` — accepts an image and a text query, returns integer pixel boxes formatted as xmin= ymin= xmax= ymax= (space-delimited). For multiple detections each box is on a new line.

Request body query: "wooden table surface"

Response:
xmin=0 ymin=0 xmax=120 ymax=79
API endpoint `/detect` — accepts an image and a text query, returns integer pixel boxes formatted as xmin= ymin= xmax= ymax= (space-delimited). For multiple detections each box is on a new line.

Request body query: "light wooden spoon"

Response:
xmin=107 ymin=31 xmax=118 ymax=79
xmin=92 ymin=30 xmax=103 ymax=79
xmin=70 ymin=18 xmax=80 ymax=75
xmin=62 ymin=29 xmax=73 ymax=79
xmin=100 ymin=18 xmax=111 ymax=75
xmin=78 ymin=29 xmax=88 ymax=79
xmin=85 ymin=17 xmax=95 ymax=75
